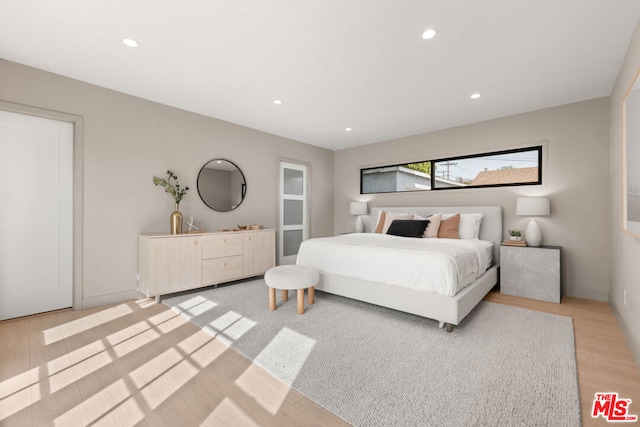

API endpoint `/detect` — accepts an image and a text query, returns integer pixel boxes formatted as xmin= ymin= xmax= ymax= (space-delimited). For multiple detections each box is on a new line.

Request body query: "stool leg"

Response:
xmin=269 ymin=287 xmax=276 ymax=311
xmin=282 ymin=289 xmax=289 ymax=301
xmin=308 ymin=286 xmax=315 ymax=305
xmin=297 ymin=288 xmax=304 ymax=315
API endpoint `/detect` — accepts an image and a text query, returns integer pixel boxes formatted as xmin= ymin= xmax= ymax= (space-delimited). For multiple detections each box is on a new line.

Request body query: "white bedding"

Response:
xmin=296 ymin=233 xmax=493 ymax=297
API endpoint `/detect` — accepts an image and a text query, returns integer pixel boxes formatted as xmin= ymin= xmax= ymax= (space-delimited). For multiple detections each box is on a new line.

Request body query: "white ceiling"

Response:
xmin=1 ymin=1 xmax=639 ymax=150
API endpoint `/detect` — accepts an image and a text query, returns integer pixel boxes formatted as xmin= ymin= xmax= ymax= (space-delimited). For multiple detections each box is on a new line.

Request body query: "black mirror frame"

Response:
xmin=196 ymin=158 xmax=247 ymax=212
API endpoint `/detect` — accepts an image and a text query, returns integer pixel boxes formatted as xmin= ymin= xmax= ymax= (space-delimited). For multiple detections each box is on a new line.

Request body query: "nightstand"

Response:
xmin=500 ymin=245 xmax=562 ymax=303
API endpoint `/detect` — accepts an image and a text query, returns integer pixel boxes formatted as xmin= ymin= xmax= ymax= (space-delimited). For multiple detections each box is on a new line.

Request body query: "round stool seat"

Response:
xmin=264 ymin=265 xmax=319 ymax=314
xmin=264 ymin=265 xmax=319 ymax=290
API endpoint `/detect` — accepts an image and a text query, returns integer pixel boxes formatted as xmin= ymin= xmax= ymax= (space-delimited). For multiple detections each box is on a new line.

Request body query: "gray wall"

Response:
xmin=334 ymin=97 xmax=610 ymax=302
xmin=0 ymin=60 xmax=334 ymax=309
xmin=609 ymin=20 xmax=640 ymax=365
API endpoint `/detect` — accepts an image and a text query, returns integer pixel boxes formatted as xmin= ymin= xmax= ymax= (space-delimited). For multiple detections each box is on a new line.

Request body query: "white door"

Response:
xmin=278 ymin=161 xmax=308 ymax=265
xmin=0 ymin=110 xmax=73 ymax=320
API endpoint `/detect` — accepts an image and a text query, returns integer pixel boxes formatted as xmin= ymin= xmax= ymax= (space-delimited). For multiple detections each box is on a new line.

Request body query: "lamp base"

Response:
xmin=525 ymin=218 xmax=542 ymax=246
xmin=355 ymin=215 xmax=364 ymax=233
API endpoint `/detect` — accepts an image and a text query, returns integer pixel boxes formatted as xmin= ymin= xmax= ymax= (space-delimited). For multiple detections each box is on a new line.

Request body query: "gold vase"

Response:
xmin=170 ymin=203 xmax=183 ymax=235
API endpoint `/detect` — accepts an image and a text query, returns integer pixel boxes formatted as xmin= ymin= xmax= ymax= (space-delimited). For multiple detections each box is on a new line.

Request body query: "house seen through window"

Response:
xmin=360 ymin=146 xmax=542 ymax=194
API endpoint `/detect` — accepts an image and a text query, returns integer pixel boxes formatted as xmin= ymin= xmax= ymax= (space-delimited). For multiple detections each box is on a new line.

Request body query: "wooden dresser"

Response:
xmin=138 ymin=229 xmax=275 ymax=300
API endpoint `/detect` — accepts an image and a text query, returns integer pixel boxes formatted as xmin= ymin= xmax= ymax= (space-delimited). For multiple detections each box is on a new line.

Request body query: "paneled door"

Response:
xmin=278 ymin=161 xmax=308 ymax=265
xmin=0 ymin=110 xmax=73 ymax=320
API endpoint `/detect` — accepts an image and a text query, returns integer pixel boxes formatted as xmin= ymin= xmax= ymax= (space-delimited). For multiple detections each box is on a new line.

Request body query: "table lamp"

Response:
xmin=350 ymin=202 xmax=368 ymax=233
xmin=516 ymin=197 xmax=550 ymax=247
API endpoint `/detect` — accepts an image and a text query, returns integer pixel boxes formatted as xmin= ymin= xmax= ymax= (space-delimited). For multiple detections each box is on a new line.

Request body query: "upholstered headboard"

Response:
xmin=366 ymin=206 xmax=503 ymax=264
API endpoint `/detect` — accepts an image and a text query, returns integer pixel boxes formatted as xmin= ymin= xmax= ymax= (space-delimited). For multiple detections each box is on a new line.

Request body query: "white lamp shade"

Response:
xmin=350 ymin=202 xmax=368 ymax=216
xmin=516 ymin=197 xmax=550 ymax=217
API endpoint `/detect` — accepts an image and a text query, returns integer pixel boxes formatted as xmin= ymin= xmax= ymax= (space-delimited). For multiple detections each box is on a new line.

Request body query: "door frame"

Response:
xmin=276 ymin=157 xmax=311 ymax=265
xmin=0 ymin=101 xmax=84 ymax=311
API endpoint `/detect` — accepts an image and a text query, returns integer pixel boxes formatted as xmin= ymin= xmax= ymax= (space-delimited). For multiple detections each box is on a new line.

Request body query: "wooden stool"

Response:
xmin=264 ymin=265 xmax=319 ymax=314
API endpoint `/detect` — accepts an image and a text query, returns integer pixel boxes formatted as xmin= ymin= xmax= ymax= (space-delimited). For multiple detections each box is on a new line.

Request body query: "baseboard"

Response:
xmin=610 ymin=302 xmax=640 ymax=370
xmin=80 ymin=289 xmax=146 ymax=310
xmin=566 ymin=288 xmax=609 ymax=302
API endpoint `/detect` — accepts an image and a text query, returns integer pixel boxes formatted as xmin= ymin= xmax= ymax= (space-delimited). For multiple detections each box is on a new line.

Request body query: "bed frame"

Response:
xmin=314 ymin=206 xmax=502 ymax=332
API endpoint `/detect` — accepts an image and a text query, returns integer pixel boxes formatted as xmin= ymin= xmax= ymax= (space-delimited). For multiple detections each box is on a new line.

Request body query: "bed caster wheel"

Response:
xmin=438 ymin=321 xmax=454 ymax=332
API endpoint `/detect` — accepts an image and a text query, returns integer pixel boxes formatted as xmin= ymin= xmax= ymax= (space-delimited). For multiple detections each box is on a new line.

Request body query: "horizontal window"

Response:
xmin=360 ymin=146 xmax=542 ymax=194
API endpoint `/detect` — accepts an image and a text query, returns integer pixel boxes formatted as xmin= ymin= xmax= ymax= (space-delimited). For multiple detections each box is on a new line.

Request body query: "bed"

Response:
xmin=296 ymin=206 xmax=502 ymax=332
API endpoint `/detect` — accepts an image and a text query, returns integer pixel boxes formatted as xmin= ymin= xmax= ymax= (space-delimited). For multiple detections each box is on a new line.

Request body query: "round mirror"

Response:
xmin=197 ymin=159 xmax=246 ymax=212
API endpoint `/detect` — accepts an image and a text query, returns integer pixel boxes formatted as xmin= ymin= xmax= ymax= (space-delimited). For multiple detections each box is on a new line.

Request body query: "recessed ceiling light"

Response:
xmin=470 ymin=93 xmax=482 ymax=99
xmin=273 ymin=99 xmax=283 ymax=105
xmin=122 ymin=37 xmax=138 ymax=48
xmin=422 ymin=28 xmax=438 ymax=40
xmin=345 ymin=127 xmax=352 ymax=132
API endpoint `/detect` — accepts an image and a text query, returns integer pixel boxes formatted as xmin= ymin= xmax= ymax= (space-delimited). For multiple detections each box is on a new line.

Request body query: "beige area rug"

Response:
xmin=163 ymin=279 xmax=581 ymax=427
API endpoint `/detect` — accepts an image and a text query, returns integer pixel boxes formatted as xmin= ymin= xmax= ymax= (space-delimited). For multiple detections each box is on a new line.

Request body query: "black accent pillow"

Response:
xmin=386 ymin=220 xmax=430 ymax=238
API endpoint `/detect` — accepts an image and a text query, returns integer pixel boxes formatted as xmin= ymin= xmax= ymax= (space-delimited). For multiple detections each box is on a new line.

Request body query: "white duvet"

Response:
xmin=296 ymin=233 xmax=493 ymax=297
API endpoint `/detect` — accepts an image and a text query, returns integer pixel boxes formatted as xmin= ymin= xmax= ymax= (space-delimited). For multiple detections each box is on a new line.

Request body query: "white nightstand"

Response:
xmin=500 ymin=245 xmax=562 ymax=303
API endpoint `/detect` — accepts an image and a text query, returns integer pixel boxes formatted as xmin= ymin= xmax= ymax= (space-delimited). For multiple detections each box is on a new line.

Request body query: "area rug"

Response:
xmin=163 ymin=279 xmax=581 ymax=427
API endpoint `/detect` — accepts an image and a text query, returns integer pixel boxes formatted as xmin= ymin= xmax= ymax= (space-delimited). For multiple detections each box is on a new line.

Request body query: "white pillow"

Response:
xmin=414 ymin=213 xmax=442 ymax=238
xmin=442 ymin=213 xmax=483 ymax=239
xmin=374 ymin=211 xmax=412 ymax=233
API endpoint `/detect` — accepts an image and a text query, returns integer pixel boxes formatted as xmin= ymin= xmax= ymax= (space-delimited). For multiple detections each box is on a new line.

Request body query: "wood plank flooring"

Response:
xmin=1 ymin=290 xmax=638 ymax=426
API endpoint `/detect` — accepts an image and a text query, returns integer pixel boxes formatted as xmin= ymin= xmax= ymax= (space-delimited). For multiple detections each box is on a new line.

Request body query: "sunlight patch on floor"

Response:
xmin=0 ymin=367 xmax=39 ymax=420
xmin=234 ymin=363 xmax=297 ymax=416
xmin=172 ymin=295 xmax=218 ymax=319
xmin=127 ymin=346 xmax=201 ymax=411
xmin=177 ymin=329 xmax=226 ymax=368
xmin=66 ymin=349 xmax=114 ymax=390
xmin=235 ymin=327 xmax=315 ymax=414
xmin=54 ymin=378 xmax=144 ymax=426
xmin=203 ymin=311 xmax=257 ymax=345
xmin=41 ymin=310 xmax=187 ymax=391
xmin=43 ymin=303 xmax=133 ymax=345
xmin=205 ymin=397 xmax=261 ymax=427
xmin=147 ymin=304 xmax=186 ymax=326
xmin=109 ymin=324 xmax=161 ymax=358
xmin=108 ymin=307 xmax=187 ymax=358
xmin=209 ymin=311 xmax=243 ymax=331
xmin=50 ymin=310 xmax=226 ymax=424
xmin=252 ymin=327 xmax=316 ymax=384
xmin=47 ymin=348 xmax=113 ymax=394
xmin=139 ymin=357 xmax=200 ymax=410
xmin=135 ymin=297 xmax=157 ymax=309
xmin=3 ymin=294 xmax=321 ymax=425
xmin=44 ymin=340 xmax=111 ymax=393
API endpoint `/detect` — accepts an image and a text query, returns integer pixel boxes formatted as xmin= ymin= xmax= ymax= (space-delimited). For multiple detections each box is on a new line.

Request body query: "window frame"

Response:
xmin=359 ymin=145 xmax=542 ymax=195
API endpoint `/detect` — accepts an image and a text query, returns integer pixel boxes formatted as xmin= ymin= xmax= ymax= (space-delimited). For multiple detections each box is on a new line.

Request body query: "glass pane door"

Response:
xmin=279 ymin=161 xmax=308 ymax=265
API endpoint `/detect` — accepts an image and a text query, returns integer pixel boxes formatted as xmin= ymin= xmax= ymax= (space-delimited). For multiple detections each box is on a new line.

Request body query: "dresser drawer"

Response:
xmin=202 ymin=255 xmax=243 ymax=284
xmin=202 ymin=234 xmax=243 ymax=259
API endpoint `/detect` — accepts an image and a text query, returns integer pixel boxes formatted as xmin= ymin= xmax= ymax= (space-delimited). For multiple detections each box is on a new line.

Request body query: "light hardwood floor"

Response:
xmin=1 ymin=290 xmax=638 ymax=426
